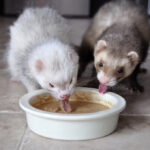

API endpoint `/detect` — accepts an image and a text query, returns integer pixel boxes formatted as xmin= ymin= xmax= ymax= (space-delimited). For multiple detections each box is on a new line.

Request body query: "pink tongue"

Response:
xmin=99 ymin=84 xmax=108 ymax=93
xmin=60 ymin=99 xmax=71 ymax=113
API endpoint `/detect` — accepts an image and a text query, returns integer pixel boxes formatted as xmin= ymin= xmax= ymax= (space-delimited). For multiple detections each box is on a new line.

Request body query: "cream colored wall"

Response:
xmin=3 ymin=0 xmax=90 ymax=16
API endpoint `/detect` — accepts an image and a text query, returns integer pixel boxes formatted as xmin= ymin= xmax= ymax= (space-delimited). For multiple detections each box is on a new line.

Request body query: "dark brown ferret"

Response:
xmin=79 ymin=0 xmax=150 ymax=92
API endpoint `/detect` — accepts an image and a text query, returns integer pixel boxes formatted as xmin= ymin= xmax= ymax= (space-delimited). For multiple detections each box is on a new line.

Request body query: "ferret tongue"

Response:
xmin=99 ymin=84 xmax=108 ymax=93
xmin=60 ymin=99 xmax=71 ymax=113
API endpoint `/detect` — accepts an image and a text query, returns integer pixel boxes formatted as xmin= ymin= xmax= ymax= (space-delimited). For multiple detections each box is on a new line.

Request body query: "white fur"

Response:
xmin=94 ymin=40 xmax=107 ymax=55
xmin=95 ymin=40 xmax=107 ymax=50
xmin=7 ymin=7 xmax=79 ymax=100
xmin=97 ymin=71 xmax=117 ymax=87
xmin=29 ymin=40 xmax=78 ymax=100
xmin=97 ymin=70 xmax=104 ymax=80
xmin=127 ymin=51 xmax=138 ymax=59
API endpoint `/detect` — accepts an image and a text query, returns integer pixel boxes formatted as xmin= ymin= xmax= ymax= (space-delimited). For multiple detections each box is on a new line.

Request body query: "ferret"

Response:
xmin=79 ymin=0 xmax=150 ymax=93
xmin=7 ymin=7 xmax=79 ymax=110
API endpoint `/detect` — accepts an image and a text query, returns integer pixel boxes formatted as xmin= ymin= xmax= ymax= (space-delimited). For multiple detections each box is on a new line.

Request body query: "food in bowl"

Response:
xmin=31 ymin=90 xmax=112 ymax=113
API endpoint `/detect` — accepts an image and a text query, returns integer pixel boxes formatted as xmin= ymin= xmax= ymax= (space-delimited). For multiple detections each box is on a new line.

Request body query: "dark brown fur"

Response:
xmin=99 ymin=23 xmax=148 ymax=62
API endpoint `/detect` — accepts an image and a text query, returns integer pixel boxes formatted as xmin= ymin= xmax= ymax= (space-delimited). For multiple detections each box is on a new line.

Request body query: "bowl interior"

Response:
xmin=30 ymin=88 xmax=115 ymax=114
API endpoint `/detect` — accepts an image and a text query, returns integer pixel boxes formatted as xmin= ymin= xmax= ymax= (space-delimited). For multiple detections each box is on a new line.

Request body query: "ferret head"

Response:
xmin=30 ymin=40 xmax=79 ymax=100
xmin=94 ymin=40 xmax=139 ymax=87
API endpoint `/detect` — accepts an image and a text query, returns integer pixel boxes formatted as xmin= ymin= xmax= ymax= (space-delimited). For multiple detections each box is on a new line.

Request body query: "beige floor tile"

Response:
xmin=0 ymin=69 xmax=26 ymax=112
xmin=19 ymin=116 xmax=150 ymax=150
xmin=0 ymin=113 xmax=26 ymax=150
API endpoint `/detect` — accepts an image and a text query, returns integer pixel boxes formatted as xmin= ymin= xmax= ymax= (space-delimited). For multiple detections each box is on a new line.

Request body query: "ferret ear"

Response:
xmin=94 ymin=40 xmax=107 ymax=55
xmin=35 ymin=59 xmax=43 ymax=71
xmin=127 ymin=51 xmax=139 ymax=65
xmin=68 ymin=52 xmax=72 ymax=59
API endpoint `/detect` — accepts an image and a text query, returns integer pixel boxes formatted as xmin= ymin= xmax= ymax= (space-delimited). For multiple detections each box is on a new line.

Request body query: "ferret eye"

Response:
xmin=117 ymin=68 xmax=124 ymax=74
xmin=70 ymin=79 xmax=72 ymax=84
xmin=99 ymin=62 xmax=103 ymax=68
xmin=49 ymin=83 xmax=54 ymax=88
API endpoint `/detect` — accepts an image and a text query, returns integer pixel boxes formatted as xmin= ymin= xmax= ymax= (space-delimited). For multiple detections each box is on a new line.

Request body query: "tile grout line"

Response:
xmin=0 ymin=110 xmax=23 ymax=114
xmin=0 ymin=111 xmax=150 ymax=116
xmin=121 ymin=114 xmax=150 ymax=117
xmin=16 ymin=125 xmax=28 ymax=150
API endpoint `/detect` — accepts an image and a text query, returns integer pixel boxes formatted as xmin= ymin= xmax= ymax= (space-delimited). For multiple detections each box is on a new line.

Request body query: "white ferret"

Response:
xmin=7 ymin=7 xmax=79 ymax=101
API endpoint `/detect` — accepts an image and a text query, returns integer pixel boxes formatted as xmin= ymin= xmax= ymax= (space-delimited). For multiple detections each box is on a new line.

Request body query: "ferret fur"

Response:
xmin=79 ymin=0 xmax=150 ymax=91
xmin=7 ymin=7 xmax=79 ymax=99
xmin=82 ymin=0 xmax=150 ymax=51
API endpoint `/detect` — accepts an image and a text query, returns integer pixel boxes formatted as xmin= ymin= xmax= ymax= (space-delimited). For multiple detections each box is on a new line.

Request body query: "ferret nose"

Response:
xmin=60 ymin=94 xmax=70 ymax=99
xmin=100 ymin=76 xmax=109 ymax=85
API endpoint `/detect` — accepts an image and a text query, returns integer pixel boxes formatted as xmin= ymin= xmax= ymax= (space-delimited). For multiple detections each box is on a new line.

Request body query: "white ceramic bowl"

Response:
xmin=19 ymin=87 xmax=126 ymax=140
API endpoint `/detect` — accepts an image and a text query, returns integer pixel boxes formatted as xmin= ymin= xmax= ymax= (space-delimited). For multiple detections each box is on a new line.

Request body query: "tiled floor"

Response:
xmin=0 ymin=17 xmax=150 ymax=150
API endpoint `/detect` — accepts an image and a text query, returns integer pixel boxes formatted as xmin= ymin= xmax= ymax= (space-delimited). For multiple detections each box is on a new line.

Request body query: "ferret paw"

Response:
xmin=10 ymin=77 xmax=20 ymax=83
xmin=128 ymin=83 xmax=144 ymax=93
xmin=139 ymin=68 xmax=147 ymax=74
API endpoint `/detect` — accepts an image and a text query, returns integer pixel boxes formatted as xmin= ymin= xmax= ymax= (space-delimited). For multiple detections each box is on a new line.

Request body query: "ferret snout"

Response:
xmin=97 ymin=71 xmax=109 ymax=85
xmin=99 ymin=76 xmax=109 ymax=85
xmin=97 ymin=71 xmax=117 ymax=86
xmin=60 ymin=94 xmax=70 ymax=100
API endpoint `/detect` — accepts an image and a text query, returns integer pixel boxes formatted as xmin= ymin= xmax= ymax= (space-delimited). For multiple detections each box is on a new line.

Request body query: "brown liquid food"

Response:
xmin=32 ymin=91 xmax=110 ymax=114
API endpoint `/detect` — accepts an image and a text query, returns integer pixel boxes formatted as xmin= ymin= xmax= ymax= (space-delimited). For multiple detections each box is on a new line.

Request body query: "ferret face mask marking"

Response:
xmin=96 ymin=61 xmax=126 ymax=86
xmin=94 ymin=40 xmax=139 ymax=87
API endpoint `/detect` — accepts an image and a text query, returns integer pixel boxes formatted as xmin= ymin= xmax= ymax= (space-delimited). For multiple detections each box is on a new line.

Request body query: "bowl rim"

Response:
xmin=19 ymin=87 xmax=126 ymax=121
